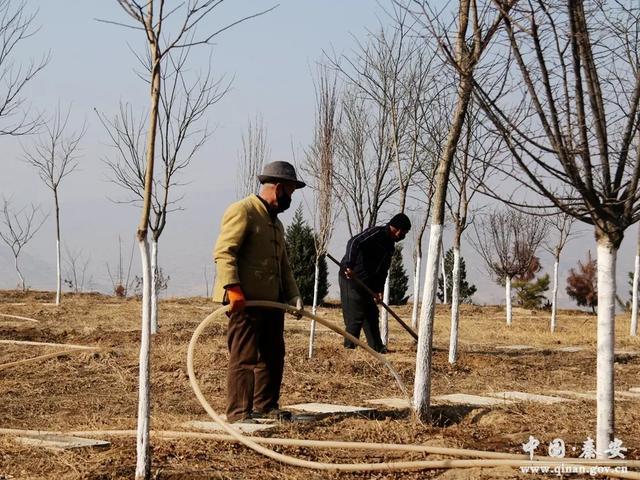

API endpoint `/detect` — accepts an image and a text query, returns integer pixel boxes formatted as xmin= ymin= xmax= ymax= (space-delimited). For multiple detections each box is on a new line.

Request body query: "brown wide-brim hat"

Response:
xmin=257 ymin=161 xmax=306 ymax=189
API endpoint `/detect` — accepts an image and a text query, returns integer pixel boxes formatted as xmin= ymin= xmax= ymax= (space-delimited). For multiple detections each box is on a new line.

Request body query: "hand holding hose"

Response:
xmin=288 ymin=295 xmax=304 ymax=319
xmin=226 ymin=285 xmax=246 ymax=313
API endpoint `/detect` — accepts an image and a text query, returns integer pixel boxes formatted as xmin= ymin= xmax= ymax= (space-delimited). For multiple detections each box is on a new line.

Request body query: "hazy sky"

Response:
xmin=0 ymin=1 xmax=637 ymax=309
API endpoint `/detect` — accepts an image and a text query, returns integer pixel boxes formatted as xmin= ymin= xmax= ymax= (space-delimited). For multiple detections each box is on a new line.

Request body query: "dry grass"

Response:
xmin=0 ymin=290 xmax=639 ymax=479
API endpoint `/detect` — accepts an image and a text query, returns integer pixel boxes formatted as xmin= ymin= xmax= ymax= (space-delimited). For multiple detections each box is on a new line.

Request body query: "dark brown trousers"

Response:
xmin=226 ymin=307 xmax=285 ymax=422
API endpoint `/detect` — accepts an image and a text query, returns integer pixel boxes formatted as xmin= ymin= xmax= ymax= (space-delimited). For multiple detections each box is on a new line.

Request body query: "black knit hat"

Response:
xmin=388 ymin=213 xmax=411 ymax=231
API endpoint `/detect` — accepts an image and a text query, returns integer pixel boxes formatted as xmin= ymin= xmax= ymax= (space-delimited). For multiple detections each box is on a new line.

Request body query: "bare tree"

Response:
xmin=305 ymin=64 xmax=339 ymax=358
xmin=409 ymin=91 xmax=448 ymax=330
xmin=330 ymin=22 xmax=410 ymax=233
xmin=384 ymin=11 xmax=441 ymax=344
xmin=236 ymin=113 xmax=269 ymax=198
xmin=100 ymin=48 xmax=226 ymax=333
xmin=330 ymin=17 xmax=442 ymax=344
xmin=106 ymin=235 xmax=136 ymax=297
xmin=105 ymin=3 xmax=275 ymax=477
xmin=0 ymin=198 xmax=47 ymax=290
xmin=0 ymin=0 xmax=47 ymax=136
xmin=473 ymin=209 xmax=547 ymax=325
xmin=63 ymin=245 xmax=91 ymax=293
xmin=445 ymin=106 xmax=493 ymax=363
xmin=402 ymin=0 xmax=517 ymax=423
xmin=332 ymin=87 xmax=395 ymax=234
xmin=203 ymin=264 xmax=211 ymax=298
xmin=473 ymin=0 xmax=640 ymax=454
xmin=542 ymin=213 xmax=578 ymax=333
xmin=22 ymin=104 xmax=85 ymax=305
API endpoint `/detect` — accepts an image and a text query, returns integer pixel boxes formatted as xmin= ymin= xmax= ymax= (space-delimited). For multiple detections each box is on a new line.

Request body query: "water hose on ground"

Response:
xmin=1 ymin=304 xmax=636 ymax=477
xmin=0 ymin=349 xmax=79 ymax=371
xmin=0 ymin=339 xmax=101 ymax=371
xmin=0 ymin=313 xmax=39 ymax=323
xmin=1 ymin=428 xmax=638 ymax=478
xmin=0 ymin=339 xmax=99 ymax=350
xmin=185 ymin=301 xmax=640 ymax=477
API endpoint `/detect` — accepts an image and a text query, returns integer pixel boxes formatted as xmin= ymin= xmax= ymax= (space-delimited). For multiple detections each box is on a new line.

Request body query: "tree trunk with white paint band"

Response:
xmin=551 ymin=258 xmax=559 ymax=333
xmin=308 ymin=259 xmax=320 ymax=359
xmin=631 ymin=227 xmax=639 ymax=336
xmin=380 ymin=274 xmax=390 ymax=346
xmin=441 ymin=249 xmax=447 ymax=304
xmin=56 ymin=238 xmax=61 ymax=304
xmin=448 ymin=246 xmax=460 ymax=364
xmin=150 ymin=240 xmax=158 ymax=335
xmin=135 ymin=22 xmax=160 ymax=480
xmin=15 ymin=257 xmax=25 ymax=290
xmin=596 ymin=241 xmax=616 ymax=458
xmin=414 ymin=225 xmax=442 ymax=421
xmin=411 ymin=254 xmax=421 ymax=330
xmin=54 ymin=190 xmax=61 ymax=306
xmin=135 ymin=237 xmax=152 ymax=479
xmin=505 ymin=276 xmax=512 ymax=326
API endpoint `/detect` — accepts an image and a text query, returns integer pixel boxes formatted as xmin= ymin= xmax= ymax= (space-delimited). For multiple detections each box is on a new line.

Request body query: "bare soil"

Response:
xmin=1 ymin=290 xmax=639 ymax=479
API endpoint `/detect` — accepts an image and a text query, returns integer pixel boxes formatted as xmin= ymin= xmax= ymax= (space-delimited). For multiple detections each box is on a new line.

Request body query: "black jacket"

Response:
xmin=340 ymin=225 xmax=394 ymax=292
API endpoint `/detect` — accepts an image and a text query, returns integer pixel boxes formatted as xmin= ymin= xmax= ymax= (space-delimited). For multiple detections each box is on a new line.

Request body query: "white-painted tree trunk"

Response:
xmin=414 ymin=225 xmax=442 ymax=420
xmin=308 ymin=259 xmax=320 ymax=359
xmin=596 ymin=242 xmax=616 ymax=458
xmin=441 ymin=249 xmax=447 ymax=304
xmin=505 ymin=276 xmax=512 ymax=326
xmin=150 ymin=240 xmax=158 ymax=335
xmin=550 ymin=258 xmax=559 ymax=333
xmin=54 ymin=192 xmax=61 ymax=306
xmin=135 ymin=237 xmax=152 ymax=479
xmin=55 ymin=238 xmax=61 ymax=305
xmin=15 ymin=257 xmax=25 ymax=291
xmin=380 ymin=274 xmax=390 ymax=346
xmin=631 ymin=252 xmax=639 ymax=337
xmin=448 ymin=246 xmax=461 ymax=364
xmin=411 ymin=254 xmax=421 ymax=330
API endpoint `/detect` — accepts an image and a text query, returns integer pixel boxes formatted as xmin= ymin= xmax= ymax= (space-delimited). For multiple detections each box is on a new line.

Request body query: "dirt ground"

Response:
xmin=1 ymin=290 xmax=639 ymax=479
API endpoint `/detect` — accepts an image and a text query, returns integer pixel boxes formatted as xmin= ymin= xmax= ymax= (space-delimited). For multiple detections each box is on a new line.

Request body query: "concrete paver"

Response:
xmin=285 ymin=402 xmax=373 ymax=415
xmin=14 ymin=434 xmax=110 ymax=450
xmin=181 ymin=419 xmax=276 ymax=433
xmin=487 ymin=391 xmax=569 ymax=404
xmin=365 ymin=397 xmax=410 ymax=409
xmin=433 ymin=393 xmax=512 ymax=407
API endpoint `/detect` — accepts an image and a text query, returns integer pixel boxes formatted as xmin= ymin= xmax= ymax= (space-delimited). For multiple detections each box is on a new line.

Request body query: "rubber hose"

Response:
xmin=186 ymin=301 xmax=640 ymax=477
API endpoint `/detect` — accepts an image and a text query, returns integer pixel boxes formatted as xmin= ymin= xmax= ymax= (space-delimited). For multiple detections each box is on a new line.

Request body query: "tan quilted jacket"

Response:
xmin=212 ymin=195 xmax=299 ymax=303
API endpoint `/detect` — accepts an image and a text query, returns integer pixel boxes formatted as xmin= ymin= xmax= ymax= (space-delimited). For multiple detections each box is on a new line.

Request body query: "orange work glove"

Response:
xmin=226 ymin=285 xmax=246 ymax=313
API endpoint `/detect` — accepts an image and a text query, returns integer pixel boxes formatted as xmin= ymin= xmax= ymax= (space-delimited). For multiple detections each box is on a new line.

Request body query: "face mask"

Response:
xmin=276 ymin=189 xmax=292 ymax=212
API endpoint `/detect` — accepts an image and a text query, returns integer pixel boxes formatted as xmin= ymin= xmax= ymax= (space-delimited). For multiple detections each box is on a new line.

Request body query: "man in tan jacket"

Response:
xmin=213 ymin=161 xmax=304 ymax=423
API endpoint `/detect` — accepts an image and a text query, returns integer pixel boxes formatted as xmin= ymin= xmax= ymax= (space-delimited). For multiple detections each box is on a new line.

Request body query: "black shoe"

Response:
xmin=252 ymin=409 xmax=293 ymax=422
xmin=344 ymin=344 xmax=356 ymax=350
xmin=377 ymin=346 xmax=388 ymax=354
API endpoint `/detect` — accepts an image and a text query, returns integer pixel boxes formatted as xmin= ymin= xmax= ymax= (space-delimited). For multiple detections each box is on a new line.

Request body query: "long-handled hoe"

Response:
xmin=326 ymin=252 xmax=418 ymax=343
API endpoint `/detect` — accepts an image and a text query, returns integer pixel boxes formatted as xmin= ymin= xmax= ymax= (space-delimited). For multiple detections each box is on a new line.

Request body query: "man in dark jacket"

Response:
xmin=339 ymin=213 xmax=411 ymax=352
